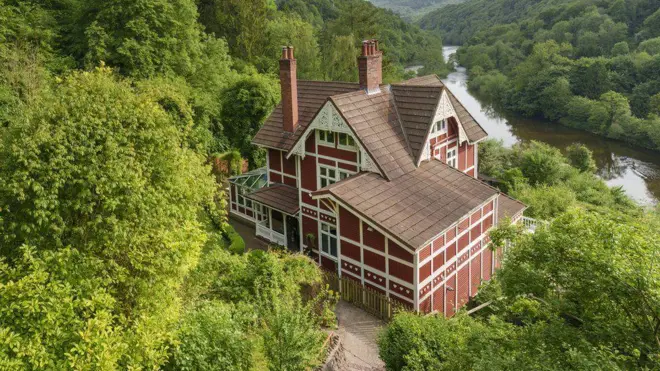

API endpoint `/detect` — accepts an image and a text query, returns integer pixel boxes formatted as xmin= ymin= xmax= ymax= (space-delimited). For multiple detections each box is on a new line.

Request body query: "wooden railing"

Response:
xmin=522 ymin=216 xmax=548 ymax=232
xmin=324 ymin=271 xmax=406 ymax=321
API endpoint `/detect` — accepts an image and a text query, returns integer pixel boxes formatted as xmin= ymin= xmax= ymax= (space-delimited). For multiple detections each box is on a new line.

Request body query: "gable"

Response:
xmin=418 ymin=89 xmax=471 ymax=165
xmin=288 ymin=100 xmax=383 ymax=176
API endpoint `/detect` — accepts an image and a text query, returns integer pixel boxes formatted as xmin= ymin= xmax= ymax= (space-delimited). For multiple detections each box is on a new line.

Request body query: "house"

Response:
xmin=229 ymin=41 xmax=526 ymax=315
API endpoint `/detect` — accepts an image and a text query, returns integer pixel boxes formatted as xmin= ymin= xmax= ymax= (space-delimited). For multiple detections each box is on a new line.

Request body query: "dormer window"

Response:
xmin=318 ymin=130 xmax=334 ymax=146
xmin=338 ymin=133 xmax=356 ymax=150
xmin=432 ymin=119 xmax=447 ymax=134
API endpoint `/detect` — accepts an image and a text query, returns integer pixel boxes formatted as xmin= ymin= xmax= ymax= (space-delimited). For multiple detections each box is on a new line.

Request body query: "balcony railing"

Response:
xmin=522 ymin=216 xmax=548 ymax=233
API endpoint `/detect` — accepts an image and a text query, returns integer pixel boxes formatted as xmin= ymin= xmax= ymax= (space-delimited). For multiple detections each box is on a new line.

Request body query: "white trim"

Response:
xmin=417 ymin=194 xmax=499 ymax=254
xmin=340 ymin=255 xmax=414 ymax=290
xmin=340 ymin=235 xmax=414 ymax=268
xmin=419 ymin=208 xmax=495 ymax=267
xmin=305 ymin=152 xmax=360 ymax=168
xmin=313 ymin=193 xmax=416 ymax=254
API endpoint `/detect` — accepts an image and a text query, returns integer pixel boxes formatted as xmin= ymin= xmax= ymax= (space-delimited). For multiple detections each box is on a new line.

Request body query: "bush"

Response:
xmin=565 ymin=143 xmax=597 ymax=173
xmin=167 ymin=301 xmax=253 ymax=371
xmin=512 ymin=184 xmax=577 ymax=219
xmin=224 ymin=224 xmax=246 ymax=255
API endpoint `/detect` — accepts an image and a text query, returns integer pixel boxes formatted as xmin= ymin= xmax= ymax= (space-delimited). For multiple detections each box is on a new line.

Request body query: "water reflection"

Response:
xmin=442 ymin=46 xmax=660 ymax=206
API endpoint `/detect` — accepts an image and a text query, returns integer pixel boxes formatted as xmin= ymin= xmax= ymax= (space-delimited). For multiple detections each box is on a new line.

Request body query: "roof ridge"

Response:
xmin=388 ymin=91 xmax=415 ymax=161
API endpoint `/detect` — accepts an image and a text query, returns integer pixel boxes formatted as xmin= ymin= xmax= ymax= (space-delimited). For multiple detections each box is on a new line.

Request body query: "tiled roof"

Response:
xmin=390 ymin=84 xmax=443 ymax=162
xmin=498 ymin=194 xmax=527 ymax=223
xmin=252 ymin=81 xmax=359 ymax=151
xmin=447 ymin=90 xmax=488 ymax=143
xmin=246 ymin=184 xmax=300 ymax=215
xmin=330 ymin=88 xmax=416 ymax=180
xmin=313 ymin=159 xmax=499 ymax=250
xmin=398 ymin=74 xmax=488 ymax=144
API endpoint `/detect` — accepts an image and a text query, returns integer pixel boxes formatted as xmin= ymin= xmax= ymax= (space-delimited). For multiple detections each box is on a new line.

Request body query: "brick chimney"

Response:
xmin=280 ymin=46 xmax=298 ymax=133
xmin=358 ymin=40 xmax=382 ymax=94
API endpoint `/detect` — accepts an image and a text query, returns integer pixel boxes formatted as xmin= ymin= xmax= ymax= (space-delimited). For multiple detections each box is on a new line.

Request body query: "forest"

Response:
xmin=420 ymin=0 xmax=660 ymax=151
xmin=0 ymin=0 xmax=447 ymax=369
xmin=367 ymin=0 xmax=465 ymax=20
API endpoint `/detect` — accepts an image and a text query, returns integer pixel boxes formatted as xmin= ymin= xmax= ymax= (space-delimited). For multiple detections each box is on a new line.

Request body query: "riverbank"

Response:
xmin=441 ymin=46 xmax=660 ymax=206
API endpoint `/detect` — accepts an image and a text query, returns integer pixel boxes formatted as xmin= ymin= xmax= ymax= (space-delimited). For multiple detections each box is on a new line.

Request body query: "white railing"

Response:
xmin=256 ymin=223 xmax=286 ymax=246
xmin=522 ymin=216 xmax=549 ymax=233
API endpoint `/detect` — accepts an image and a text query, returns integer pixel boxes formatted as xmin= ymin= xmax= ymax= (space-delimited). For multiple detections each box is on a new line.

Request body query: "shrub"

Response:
xmin=167 ymin=301 xmax=253 ymax=371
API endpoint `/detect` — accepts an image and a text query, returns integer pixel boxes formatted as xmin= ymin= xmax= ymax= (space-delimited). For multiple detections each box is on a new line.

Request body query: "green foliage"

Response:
xmin=224 ymin=224 xmax=247 ymax=255
xmin=512 ymin=184 xmax=577 ymax=219
xmin=424 ymin=0 xmax=660 ymax=151
xmin=565 ymin=143 xmax=597 ymax=173
xmin=478 ymin=139 xmax=636 ymax=217
xmin=77 ymin=0 xmax=207 ymax=78
xmin=0 ymin=68 xmax=219 ymax=368
xmin=0 ymin=247 xmax=123 ymax=369
xmin=262 ymin=301 xmax=326 ymax=371
xmin=168 ymin=301 xmax=253 ymax=371
xmin=221 ymin=73 xmax=280 ymax=168
xmin=176 ymin=245 xmax=331 ymax=370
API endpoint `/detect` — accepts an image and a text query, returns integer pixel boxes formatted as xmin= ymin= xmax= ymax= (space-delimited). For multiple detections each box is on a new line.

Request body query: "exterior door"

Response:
xmin=286 ymin=215 xmax=300 ymax=252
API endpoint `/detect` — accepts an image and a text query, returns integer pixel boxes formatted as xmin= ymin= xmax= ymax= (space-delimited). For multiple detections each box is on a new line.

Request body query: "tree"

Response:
xmin=565 ymin=143 xmax=597 ymax=173
xmin=513 ymin=141 xmax=567 ymax=186
xmin=80 ymin=0 xmax=208 ymax=78
xmin=638 ymin=37 xmax=660 ymax=55
xmin=198 ymin=0 xmax=275 ymax=61
xmin=220 ymin=73 xmax=279 ymax=168
xmin=0 ymin=68 xmax=219 ymax=368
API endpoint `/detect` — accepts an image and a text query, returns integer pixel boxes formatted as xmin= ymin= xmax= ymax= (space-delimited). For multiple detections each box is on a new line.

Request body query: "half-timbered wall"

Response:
xmin=267 ymin=149 xmax=298 ymax=187
xmin=336 ymin=205 xmax=417 ymax=309
xmin=414 ymin=196 xmax=500 ymax=314
xmin=298 ymin=130 xmax=362 ymax=268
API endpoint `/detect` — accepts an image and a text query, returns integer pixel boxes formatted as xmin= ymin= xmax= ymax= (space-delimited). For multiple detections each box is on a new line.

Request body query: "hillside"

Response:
xmin=421 ymin=0 xmax=660 ymax=151
xmin=368 ymin=0 xmax=466 ymax=20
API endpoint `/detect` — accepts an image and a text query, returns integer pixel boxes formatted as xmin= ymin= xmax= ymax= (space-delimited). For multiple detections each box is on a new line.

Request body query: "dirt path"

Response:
xmin=335 ymin=301 xmax=386 ymax=371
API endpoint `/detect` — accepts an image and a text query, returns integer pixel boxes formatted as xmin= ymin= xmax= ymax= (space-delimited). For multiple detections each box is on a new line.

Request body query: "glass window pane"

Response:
xmin=329 ymin=169 xmax=335 ymax=178
xmin=330 ymin=237 xmax=337 ymax=257
xmin=271 ymin=210 xmax=284 ymax=234
xmin=321 ymin=235 xmax=329 ymax=253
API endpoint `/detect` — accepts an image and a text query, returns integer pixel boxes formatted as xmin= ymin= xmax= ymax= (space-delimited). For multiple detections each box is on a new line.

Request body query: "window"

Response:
xmin=434 ymin=119 xmax=446 ymax=133
xmin=338 ymin=133 xmax=356 ymax=149
xmin=320 ymin=165 xmax=353 ymax=187
xmin=271 ymin=210 xmax=284 ymax=234
xmin=256 ymin=204 xmax=270 ymax=228
xmin=319 ymin=165 xmax=336 ymax=188
xmin=447 ymin=148 xmax=457 ymax=168
xmin=318 ymin=130 xmax=334 ymax=146
xmin=321 ymin=223 xmax=338 ymax=257
xmin=236 ymin=187 xmax=252 ymax=208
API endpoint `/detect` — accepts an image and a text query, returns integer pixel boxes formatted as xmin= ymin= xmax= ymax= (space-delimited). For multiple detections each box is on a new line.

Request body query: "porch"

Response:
xmin=245 ymin=183 xmax=301 ymax=252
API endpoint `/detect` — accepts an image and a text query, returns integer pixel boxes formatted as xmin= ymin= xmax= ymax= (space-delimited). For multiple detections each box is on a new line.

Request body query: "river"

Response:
xmin=440 ymin=46 xmax=660 ymax=206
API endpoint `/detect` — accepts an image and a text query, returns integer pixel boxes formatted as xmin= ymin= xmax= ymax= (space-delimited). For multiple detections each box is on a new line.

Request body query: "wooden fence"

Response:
xmin=324 ymin=271 xmax=405 ymax=321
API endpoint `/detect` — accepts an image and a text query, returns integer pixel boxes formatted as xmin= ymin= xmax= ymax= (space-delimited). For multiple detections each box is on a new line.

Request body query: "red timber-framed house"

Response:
xmin=228 ymin=41 xmax=526 ymax=315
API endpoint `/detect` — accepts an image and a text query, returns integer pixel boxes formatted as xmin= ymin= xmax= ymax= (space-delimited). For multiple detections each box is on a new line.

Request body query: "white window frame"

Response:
xmin=320 ymin=222 xmax=338 ymax=258
xmin=318 ymin=130 xmax=335 ymax=147
xmin=447 ymin=148 xmax=458 ymax=168
xmin=319 ymin=164 xmax=353 ymax=188
xmin=236 ymin=186 xmax=252 ymax=209
xmin=337 ymin=132 xmax=357 ymax=151
xmin=436 ymin=119 xmax=447 ymax=133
